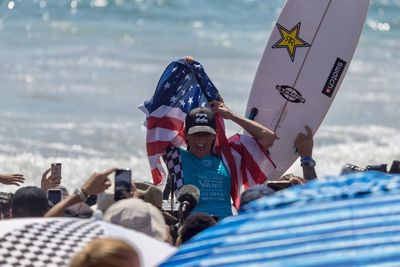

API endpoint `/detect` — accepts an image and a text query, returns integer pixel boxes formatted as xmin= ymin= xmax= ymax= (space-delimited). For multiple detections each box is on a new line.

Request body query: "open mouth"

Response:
xmin=195 ymin=144 xmax=205 ymax=152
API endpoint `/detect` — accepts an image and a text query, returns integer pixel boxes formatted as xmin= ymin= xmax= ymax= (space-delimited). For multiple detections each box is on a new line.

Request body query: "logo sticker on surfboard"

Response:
xmin=322 ymin=57 xmax=347 ymax=97
xmin=276 ymin=85 xmax=305 ymax=103
xmin=272 ymin=22 xmax=310 ymax=62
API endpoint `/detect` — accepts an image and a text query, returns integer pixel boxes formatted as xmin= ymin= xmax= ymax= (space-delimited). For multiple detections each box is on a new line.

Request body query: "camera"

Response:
xmin=341 ymin=160 xmax=399 ymax=175
xmin=389 ymin=161 xmax=400 ymax=174
xmin=366 ymin=164 xmax=387 ymax=173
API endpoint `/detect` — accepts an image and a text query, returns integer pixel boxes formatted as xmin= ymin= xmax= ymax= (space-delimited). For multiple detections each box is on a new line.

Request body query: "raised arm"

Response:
xmin=41 ymin=168 xmax=60 ymax=192
xmin=0 ymin=173 xmax=25 ymax=186
xmin=45 ymin=168 xmax=114 ymax=217
xmin=210 ymin=101 xmax=278 ymax=150
xmin=295 ymin=125 xmax=317 ymax=181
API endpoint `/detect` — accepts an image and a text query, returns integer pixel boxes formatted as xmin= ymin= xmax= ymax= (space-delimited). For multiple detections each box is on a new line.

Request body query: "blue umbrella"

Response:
xmin=161 ymin=171 xmax=400 ymax=267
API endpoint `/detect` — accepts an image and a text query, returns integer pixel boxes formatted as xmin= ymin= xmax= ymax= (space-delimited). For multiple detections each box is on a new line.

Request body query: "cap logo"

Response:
xmin=195 ymin=113 xmax=208 ymax=124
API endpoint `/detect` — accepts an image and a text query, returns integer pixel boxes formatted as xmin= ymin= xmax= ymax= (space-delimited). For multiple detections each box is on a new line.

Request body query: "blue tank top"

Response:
xmin=179 ymin=148 xmax=232 ymax=220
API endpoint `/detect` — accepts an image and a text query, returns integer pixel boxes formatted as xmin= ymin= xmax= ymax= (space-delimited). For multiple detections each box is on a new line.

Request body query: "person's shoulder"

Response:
xmin=176 ymin=147 xmax=187 ymax=154
xmin=174 ymin=146 xmax=191 ymax=159
xmin=165 ymin=145 xmax=185 ymax=155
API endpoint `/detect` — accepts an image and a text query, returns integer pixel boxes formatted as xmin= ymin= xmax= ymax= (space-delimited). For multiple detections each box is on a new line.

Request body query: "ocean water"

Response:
xmin=0 ymin=0 xmax=399 ymax=192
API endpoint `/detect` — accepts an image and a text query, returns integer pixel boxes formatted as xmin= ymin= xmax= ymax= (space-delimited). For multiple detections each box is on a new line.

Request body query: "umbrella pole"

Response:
xmin=170 ymin=174 xmax=174 ymax=211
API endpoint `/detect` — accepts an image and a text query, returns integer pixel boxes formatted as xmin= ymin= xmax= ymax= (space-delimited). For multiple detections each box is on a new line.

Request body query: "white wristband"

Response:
xmin=74 ymin=188 xmax=87 ymax=201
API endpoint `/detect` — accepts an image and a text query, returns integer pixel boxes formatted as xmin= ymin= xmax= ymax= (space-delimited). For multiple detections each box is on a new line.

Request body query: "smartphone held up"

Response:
xmin=114 ymin=168 xmax=132 ymax=201
xmin=51 ymin=163 xmax=62 ymax=179
xmin=47 ymin=189 xmax=62 ymax=205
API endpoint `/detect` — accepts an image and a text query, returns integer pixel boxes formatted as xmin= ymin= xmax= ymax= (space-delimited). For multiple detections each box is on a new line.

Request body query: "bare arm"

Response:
xmin=210 ymin=101 xmax=278 ymax=150
xmin=295 ymin=125 xmax=317 ymax=181
xmin=45 ymin=194 xmax=82 ymax=217
xmin=45 ymin=168 xmax=115 ymax=217
xmin=301 ymin=164 xmax=318 ymax=181
xmin=0 ymin=173 xmax=25 ymax=186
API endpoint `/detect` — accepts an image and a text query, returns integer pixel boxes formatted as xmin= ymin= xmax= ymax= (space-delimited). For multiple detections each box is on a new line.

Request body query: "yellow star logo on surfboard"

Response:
xmin=272 ymin=22 xmax=310 ymax=62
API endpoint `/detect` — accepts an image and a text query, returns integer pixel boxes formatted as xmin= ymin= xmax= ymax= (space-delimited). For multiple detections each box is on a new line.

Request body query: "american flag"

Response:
xmin=139 ymin=58 xmax=276 ymax=208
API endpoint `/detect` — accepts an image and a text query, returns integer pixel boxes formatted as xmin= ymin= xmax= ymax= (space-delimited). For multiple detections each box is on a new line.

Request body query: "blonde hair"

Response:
xmin=69 ymin=238 xmax=140 ymax=267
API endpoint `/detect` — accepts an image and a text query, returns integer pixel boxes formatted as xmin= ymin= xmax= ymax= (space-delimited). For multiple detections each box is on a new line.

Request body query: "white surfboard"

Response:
xmin=246 ymin=0 xmax=370 ymax=180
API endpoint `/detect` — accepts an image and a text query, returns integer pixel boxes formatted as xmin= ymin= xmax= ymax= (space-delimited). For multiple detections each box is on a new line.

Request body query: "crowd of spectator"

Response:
xmin=2 ymin=125 xmax=398 ymax=267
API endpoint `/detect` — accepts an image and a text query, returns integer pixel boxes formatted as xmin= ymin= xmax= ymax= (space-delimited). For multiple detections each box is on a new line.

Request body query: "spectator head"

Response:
xmin=177 ymin=212 xmax=217 ymax=245
xmin=103 ymin=198 xmax=168 ymax=242
xmin=239 ymin=185 xmax=276 ymax=210
xmin=69 ymin=238 xmax=140 ymax=267
xmin=0 ymin=192 xmax=13 ymax=219
xmin=135 ymin=182 xmax=162 ymax=209
xmin=92 ymin=191 xmax=114 ymax=214
xmin=11 ymin=186 xmax=49 ymax=218
xmin=134 ymin=182 xmax=178 ymax=226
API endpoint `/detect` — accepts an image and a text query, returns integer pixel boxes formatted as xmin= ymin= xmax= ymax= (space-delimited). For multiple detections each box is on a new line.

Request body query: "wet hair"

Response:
xmin=69 ymin=238 xmax=140 ymax=267
xmin=179 ymin=213 xmax=216 ymax=244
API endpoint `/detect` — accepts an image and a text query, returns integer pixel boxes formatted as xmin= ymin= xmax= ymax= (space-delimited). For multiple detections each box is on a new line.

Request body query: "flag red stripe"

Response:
xmin=147 ymin=116 xmax=184 ymax=130
xmin=229 ymin=139 xmax=267 ymax=185
xmin=230 ymin=135 xmax=274 ymax=186
xmin=151 ymin=168 xmax=163 ymax=185
xmin=215 ymin=114 xmax=241 ymax=209
xmin=146 ymin=141 xmax=171 ymax=156
xmin=241 ymin=146 xmax=268 ymax=185
xmin=255 ymin=140 xmax=277 ymax=169
xmin=228 ymin=139 xmax=249 ymax=188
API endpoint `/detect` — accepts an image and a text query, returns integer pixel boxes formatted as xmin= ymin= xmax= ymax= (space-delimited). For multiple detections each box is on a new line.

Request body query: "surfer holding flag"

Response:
xmin=181 ymin=100 xmax=278 ymax=219
xmin=139 ymin=57 xmax=278 ymax=220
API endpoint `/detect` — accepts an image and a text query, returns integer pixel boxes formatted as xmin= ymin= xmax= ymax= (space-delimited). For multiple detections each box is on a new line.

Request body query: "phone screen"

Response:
xmin=48 ymin=189 xmax=62 ymax=205
xmin=51 ymin=163 xmax=62 ymax=179
xmin=114 ymin=169 xmax=132 ymax=201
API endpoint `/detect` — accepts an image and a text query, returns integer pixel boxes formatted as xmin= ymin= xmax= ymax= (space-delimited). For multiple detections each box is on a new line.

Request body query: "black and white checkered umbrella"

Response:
xmin=0 ymin=218 xmax=175 ymax=267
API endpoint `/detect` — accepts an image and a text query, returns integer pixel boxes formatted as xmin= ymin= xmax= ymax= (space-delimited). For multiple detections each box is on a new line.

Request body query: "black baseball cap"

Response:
xmin=11 ymin=186 xmax=49 ymax=217
xmin=185 ymin=107 xmax=216 ymax=135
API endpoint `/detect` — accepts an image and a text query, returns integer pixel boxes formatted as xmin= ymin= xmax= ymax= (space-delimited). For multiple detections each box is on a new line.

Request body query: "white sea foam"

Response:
xmin=0 ymin=153 xmax=151 ymax=194
xmin=1 ymin=124 xmax=398 ymax=194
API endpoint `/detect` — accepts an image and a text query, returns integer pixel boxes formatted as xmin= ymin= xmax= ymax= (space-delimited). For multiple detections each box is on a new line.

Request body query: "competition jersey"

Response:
xmin=178 ymin=148 xmax=232 ymax=220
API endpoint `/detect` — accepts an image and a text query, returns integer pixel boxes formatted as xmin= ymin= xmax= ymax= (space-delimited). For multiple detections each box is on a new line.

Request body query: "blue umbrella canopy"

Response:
xmin=161 ymin=171 xmax=400 ymax=267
